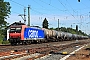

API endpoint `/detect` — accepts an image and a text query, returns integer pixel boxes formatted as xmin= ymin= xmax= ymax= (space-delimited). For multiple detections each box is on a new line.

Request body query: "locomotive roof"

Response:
xmin=11 ymin=22 xmax=25 ymax=26
xmin=6 ymin=22 xmax=25 ymax=29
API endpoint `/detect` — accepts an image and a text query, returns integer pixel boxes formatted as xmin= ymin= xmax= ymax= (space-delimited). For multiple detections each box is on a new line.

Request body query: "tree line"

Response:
xmin=42 ymin=18 xmax=87 ymax=36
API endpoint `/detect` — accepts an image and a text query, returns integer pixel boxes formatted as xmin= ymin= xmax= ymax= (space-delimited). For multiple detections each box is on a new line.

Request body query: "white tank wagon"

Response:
xmin=63 ymin=32 xmax=73 ymax=40
xmin=67 ymin=33 xmax=73 ymax=40
xmin=51 ymin=30 xmax=65 ymax=41
xmin=56 ymin=31 xmax=61 ymax=39
xmin=42 ymin=28 xmax=57 ymax=39
xmin=81 ymin=36 xmax=89 ymax=39
xmin=42 ymin=28 xmax=49 ymax=39
xmin=51 ymin=30 xmax=57 ymax=38
xmin=46 ymin=29 xmax=52 ymax=38
xmin=55 ymin=31 xmax=60 ymax=39
xmin=32 ymin=28 xmax=88 ymax=42
xmin=58 ymin=31 xmax=65 ymax=41
xmin=77 ymin=35 xmax=82 ymax=40
xmin=72 ymin=34 xmax=78 ymax=40
xmin=77 ymin=35 xmax=80 ymax=40
xmin=84 ymin=36 xmax=89 ymax=39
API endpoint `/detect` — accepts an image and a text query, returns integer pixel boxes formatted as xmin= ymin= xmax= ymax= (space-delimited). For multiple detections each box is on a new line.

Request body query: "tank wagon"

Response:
xmin=8 ymin=24 xmax=89 ymax=45
xmin=63 ymin=32 xmax=73 ymax=40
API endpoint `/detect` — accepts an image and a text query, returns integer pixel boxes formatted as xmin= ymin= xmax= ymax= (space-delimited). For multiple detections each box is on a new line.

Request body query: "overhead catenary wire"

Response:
xmin=8 ymin=0 xmax=90 ymax=20
xmin=8 ymin=0 xmax=26 ymax=16
xmin=76 ymin=0 xmax=90 ymax=27
xmin=9 ymin=0 xmax=27 ymax=14
xmin=11 ymin=0 xmax=57 ymax=26
xmin=7 ymin=0 xmax=90 ymax=29
xmin=58 ymin=0 xmax=88 ymax=29
xmin=32 ymin=0 xmax=60 ymax=12
xmin=9 ymin=0 xmax=59 ymax=21
xmin=58 ymin=0 xmax=77 ymax=20
xmin=9 ymin=0 xmax=28 ymax=23
xmin=9 ymin=0 xmax=81 ymax=21
xmin=10 ymin=0 xmax=25 ymax=7
xmin=11 ymin=11 xmax=21 ymax=14
xmin=10 ymin=0 xmax=63 ymax=15
xmin=39 ymin=0 xmax=67 ymax=12
xmin=32 ymin=0 xmax=69 ymax=22
xmin=66 ymin=0 xmax=76 ymax=14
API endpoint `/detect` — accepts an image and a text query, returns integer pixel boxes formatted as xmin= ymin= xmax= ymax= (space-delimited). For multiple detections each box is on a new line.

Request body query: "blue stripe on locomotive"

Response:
xmin=24 ymin=28 xmax=45 ymax=40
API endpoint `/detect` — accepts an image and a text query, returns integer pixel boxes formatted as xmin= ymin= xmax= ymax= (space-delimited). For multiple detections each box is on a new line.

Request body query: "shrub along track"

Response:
xmin=0 ymin=39 xmax=90 ymax=60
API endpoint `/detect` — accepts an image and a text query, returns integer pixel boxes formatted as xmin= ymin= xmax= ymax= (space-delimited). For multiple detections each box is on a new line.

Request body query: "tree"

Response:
xmin=60 ymin=27 xmax=67 ymax=32
xmin=49 ymin=27 xmax=55 ymax=30
xmin=0 ymin=0 xmax=11 ymax=38
xmin=42 ymin=18 xmax=49 ymax=29
xmin=0 ymin=0 xmax=11 ymax=30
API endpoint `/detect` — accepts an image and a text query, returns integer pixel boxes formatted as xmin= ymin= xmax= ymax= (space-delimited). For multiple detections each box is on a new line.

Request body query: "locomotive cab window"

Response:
xmin=9 ymin=27 xmax=21 ymax=33
xmin=16 ymin=28 xmax=21 ymax=33
xmin=9 ymin=28 xmax=15 ymax=33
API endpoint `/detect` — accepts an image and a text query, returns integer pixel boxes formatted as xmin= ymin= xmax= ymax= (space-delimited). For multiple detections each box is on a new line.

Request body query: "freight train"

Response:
xmin=8 ymin=22 xmax=88 ymax=45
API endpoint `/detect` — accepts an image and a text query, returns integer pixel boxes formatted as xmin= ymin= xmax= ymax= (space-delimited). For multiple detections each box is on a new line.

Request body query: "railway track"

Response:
xmin=0 ymin=39 xmax=90 ymax=60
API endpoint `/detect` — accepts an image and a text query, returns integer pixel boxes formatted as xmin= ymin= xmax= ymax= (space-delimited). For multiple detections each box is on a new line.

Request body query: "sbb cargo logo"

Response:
xmin=28 ymin=30 xmax=38 ymax=38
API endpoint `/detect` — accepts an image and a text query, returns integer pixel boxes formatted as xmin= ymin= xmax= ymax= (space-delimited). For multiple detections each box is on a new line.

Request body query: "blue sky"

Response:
xmin=5 ymin=0 xmax=90 ymax=35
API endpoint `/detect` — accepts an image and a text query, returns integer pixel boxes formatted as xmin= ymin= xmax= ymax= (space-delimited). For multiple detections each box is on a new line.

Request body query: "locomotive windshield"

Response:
xmin=9 ymin=27 xmax=21 ymax=33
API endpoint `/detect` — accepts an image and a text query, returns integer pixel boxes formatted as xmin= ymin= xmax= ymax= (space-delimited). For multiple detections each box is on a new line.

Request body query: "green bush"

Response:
xmin=0 ymin=35 xmax=3 ymax=44
xmin=0 ymin=40 xmax=3 ymax=44
xmin=2 ymin=41 xmax=10 ymax=44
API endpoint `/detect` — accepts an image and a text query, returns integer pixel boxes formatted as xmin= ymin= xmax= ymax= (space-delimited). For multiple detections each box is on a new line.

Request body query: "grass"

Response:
xmin=0 ymin=35 xmax=3 ymax=44
xmin=0 ymin=34 xmax=10 ymax=44
xmin=2 ymin=40 xmax=10 ymax=44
